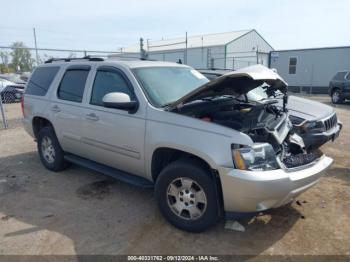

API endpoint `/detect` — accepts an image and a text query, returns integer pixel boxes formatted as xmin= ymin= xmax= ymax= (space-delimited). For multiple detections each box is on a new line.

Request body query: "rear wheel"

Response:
xmin=155 ymin=159 xmax=220 ymax=232
xmin=331 ymin=89 xmax=343 ymax=104
xmin=37 ymin=126 xmax=68 ymax=171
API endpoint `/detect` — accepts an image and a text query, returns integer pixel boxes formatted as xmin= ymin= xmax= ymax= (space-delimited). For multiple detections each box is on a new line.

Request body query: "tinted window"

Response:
xmin=288 ymin=57 xmax=297 ymax=74
xmin=90 ymin=69 xmax=133 ymax=106
xmin=57 ymin=69 xmax=89 ymax=102
xmin=334 ymin=72 xmax=347 ymax=80
xmin=25 ymin=67 xmax=59 ymax=96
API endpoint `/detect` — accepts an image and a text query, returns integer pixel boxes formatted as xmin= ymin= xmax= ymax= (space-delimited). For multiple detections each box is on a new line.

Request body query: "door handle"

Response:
xmin=85 ymin=113 xmax=99 ymax=121
xmin=51 ymin=105 xmax=61 ymax=112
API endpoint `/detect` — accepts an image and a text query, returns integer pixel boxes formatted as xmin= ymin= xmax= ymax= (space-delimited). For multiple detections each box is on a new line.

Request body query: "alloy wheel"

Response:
xmin=41 ymin=136 xmax=56 ymax=164
xmin=166 ymin=177 xmax=207 ymax=220
xmin=332 ymin=91 xmax=340 ymax=103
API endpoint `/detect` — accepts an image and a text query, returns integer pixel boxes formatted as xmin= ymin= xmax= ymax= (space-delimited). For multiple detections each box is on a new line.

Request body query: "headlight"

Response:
xmin=232 ymin=143 xmax=279 ymax=171
xmin=300 ymin=121 xmax=324 ymax=133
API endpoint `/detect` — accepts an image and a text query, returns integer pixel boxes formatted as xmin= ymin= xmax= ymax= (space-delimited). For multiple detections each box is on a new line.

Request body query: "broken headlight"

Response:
xmin=232 ymin=143 xmax=279 ymax=171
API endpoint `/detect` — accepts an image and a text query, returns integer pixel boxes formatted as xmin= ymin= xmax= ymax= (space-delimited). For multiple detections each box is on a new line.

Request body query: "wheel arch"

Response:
xmin=150 ymin=146 xmax=216 ymax=182
xmin=150 ymin=146 xmax=224 ymax=213
xmin=32 ymin=117 xmax=54 ymax=139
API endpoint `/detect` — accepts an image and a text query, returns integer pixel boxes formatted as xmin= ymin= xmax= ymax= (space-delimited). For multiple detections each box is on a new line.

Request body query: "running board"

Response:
xmin=64 ymin=154 xmax=154 ymax=189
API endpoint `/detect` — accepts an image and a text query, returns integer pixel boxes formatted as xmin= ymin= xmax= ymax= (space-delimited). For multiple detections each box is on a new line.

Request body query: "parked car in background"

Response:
xmin=23 ymin=59 xmax=333 ymax=232
xmin=0 ymin=73 xmax=27 ymax=89
xmin=328 ymin=70 xmax=350 ymax=104
xmin=199 ymin=69 xmax=342 ymax=151
xmin=20 ymin=72 xmax=32 ymax=82
xmin=0 ymin=78 xmax=24 ymax=103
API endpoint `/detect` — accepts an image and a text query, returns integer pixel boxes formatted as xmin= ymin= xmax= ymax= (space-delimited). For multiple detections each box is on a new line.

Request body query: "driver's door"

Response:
xmin=81 ymin=66 xmax=146 ymax=176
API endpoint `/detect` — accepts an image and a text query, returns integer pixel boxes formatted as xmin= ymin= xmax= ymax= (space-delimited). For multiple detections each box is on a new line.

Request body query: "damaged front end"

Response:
xmin=169 ymin=65 xmax=325 ymax=171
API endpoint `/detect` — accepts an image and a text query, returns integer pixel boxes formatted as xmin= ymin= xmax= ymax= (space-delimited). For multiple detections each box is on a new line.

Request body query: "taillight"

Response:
xmin=21 ymin=96 xmax=25 ymax=117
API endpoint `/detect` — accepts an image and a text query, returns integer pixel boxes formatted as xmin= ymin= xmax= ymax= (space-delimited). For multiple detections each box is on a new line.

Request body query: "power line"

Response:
xmin=0 ymin=45 xmax=120 ymax=54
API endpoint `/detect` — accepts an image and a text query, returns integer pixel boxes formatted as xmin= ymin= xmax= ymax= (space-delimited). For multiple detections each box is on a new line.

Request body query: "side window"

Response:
xmin=90 ymin=69 xmax=133 ymax=106
xmin=25 ymin=66 xmax=59 ymax=96
xmin=334 ymin=72 xmax=347 ymax=81
xmin=345 ymin=72 xmax=350 ymax=81
xmin=57 ymin=69 xmax=89 ymax=102
xmin=288 ymin=57 xmax=297 ymax=74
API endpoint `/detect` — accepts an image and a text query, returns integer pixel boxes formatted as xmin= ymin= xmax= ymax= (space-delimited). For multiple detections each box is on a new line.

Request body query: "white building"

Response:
xmin=270 ymin=46 xmax=350 ymax=94
xmin=118 ymin=29 xmax=274 ymax=70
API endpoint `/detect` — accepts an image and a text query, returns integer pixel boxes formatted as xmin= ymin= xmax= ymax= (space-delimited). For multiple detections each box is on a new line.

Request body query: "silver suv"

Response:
xmin=23 ymin=58 xmax=333 ymax=232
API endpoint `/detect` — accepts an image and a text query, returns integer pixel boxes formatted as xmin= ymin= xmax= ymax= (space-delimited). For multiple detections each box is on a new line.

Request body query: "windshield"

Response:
xmin=133 ymin=67 xmax=209 ymax=107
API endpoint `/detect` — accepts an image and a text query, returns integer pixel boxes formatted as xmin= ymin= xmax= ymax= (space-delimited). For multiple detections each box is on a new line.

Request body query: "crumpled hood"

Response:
xmin=169 ymin=64 xmax=287 ymax=109
xmin=286 ymin=95 xmax=335 ymax=121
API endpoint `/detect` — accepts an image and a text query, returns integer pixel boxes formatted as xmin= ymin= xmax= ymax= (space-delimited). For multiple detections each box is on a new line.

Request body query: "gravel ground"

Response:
xmin=0 ymin=97 xmax=349 ymax=256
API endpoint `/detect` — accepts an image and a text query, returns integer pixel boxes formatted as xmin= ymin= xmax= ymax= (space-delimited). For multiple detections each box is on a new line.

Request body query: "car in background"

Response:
xmin=199 ymin=69 xmax=342 ymax=151
xmin=20 ymin=72 xmax=32 ymax=82
xmin=0 ymin=74 xmax=27 ymax=89
xmin=328 ymin=70 xmax=350 ymax=104
xmin=0 ymin=78 xmax=24 ymax=103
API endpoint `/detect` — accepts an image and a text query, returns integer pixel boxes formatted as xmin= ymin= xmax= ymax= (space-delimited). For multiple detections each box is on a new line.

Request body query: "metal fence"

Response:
xmin=207 ymin=50 xmax=270 ymax=70
xmin=0 ymin=86 xmax=23 ymax=129
xmin=0 ymin=93 xmax=8 ymax=129
xmin=0 ymin=45 xmax=124 ymax=72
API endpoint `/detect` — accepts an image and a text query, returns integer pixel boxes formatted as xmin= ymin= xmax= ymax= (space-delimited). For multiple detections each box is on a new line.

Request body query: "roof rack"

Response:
xmin=44 ymin=55 xmax=104 ymax=64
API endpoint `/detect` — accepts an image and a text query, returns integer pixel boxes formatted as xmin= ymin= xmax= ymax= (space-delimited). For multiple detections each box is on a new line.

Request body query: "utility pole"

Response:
xmin=256 ymin=45 xmax=259 ymax=64
xmin=33 ymin=28 xmax=39 ymax=65
xmin=185 ymin=32 xmax=188 ymax=64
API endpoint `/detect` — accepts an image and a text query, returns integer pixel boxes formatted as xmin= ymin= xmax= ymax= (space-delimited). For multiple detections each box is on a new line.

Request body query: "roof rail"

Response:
xmin=44 ymin=55 xmax=104 ymax=64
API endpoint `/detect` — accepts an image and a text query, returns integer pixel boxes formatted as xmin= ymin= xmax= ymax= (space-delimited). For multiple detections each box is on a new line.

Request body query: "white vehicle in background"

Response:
xmin=199 ymin=69 xmax=342 ymax=151
xmin=0 ymin=78 xmax=24 ymax=103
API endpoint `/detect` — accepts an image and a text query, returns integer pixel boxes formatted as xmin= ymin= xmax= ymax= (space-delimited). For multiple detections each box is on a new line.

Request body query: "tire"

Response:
xmin=37 ymin=126 xmax=68 ymax=172
xmin=331 ymin=89 xmax=343 ymax=104
xmin=155 ymin=159 xmax=220 ymax=232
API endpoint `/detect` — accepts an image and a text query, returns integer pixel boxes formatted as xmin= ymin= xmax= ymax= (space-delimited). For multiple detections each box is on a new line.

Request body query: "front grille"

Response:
xmin=323 ymin=114 xmax=337 ymax=131
xmin=283 ymin=151 xmax=320 ymax=168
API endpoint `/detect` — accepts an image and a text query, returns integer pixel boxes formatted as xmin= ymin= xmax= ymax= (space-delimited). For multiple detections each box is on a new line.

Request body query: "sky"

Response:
xmin=1 ymin=0 xmax=350 ymax=53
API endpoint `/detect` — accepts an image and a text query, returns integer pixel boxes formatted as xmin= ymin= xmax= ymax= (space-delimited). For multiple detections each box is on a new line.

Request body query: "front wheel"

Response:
xmin=155 ymin=159 xmax=220 ymax=232
xmin=331 ymin=89 xmax=343 ymax=104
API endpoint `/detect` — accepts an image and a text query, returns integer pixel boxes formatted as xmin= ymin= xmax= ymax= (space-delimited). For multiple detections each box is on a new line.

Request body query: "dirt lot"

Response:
xmin=0 ymin=96 xmax=349 ymax=256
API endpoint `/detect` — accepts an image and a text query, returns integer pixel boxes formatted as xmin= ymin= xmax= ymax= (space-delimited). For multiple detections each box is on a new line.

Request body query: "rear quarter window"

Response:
xmin=25 ymin=66 xmax=60 ymax=96
xmin=57 ymin=69 xmax=89 ymax=103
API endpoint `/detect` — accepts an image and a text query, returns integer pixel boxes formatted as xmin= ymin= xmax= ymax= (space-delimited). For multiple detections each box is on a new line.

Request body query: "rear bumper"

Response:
xmin=218 ymin=155 xmax=333 ymax=212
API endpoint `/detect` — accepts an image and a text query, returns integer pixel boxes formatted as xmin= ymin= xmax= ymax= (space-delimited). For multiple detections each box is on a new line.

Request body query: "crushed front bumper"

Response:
xmin=218 ymin=155 xmax=333 ymax=212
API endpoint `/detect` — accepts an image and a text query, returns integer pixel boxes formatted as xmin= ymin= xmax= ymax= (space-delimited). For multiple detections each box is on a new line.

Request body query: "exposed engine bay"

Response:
xmin=172 ymin=96 xmax=322 ymax=169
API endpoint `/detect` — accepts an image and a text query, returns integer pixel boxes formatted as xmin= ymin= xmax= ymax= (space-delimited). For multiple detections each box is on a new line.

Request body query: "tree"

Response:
xmin=0 ymin=51 xmax=10 ymax=73
xmin=10 ymin=42 xmax=35 ymax=72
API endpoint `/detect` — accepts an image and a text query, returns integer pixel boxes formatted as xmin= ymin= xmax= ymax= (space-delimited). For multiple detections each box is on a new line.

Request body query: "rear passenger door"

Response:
xmin=82 ymin=66 xmax=146 ymax=177
xmin=49 ymin=65 xmax=92 ymax=155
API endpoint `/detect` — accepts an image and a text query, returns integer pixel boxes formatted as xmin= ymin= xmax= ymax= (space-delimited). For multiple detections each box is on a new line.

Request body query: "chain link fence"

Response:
xmin=0 ymin=84 xmax=24 ymax=129
xmin=207 ymin=50 xmax=270 ymax=70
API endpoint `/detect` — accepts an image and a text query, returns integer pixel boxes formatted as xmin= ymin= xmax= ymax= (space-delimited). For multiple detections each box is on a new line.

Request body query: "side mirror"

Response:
xmin=102 ymin=92 xmax=138 ymax=113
